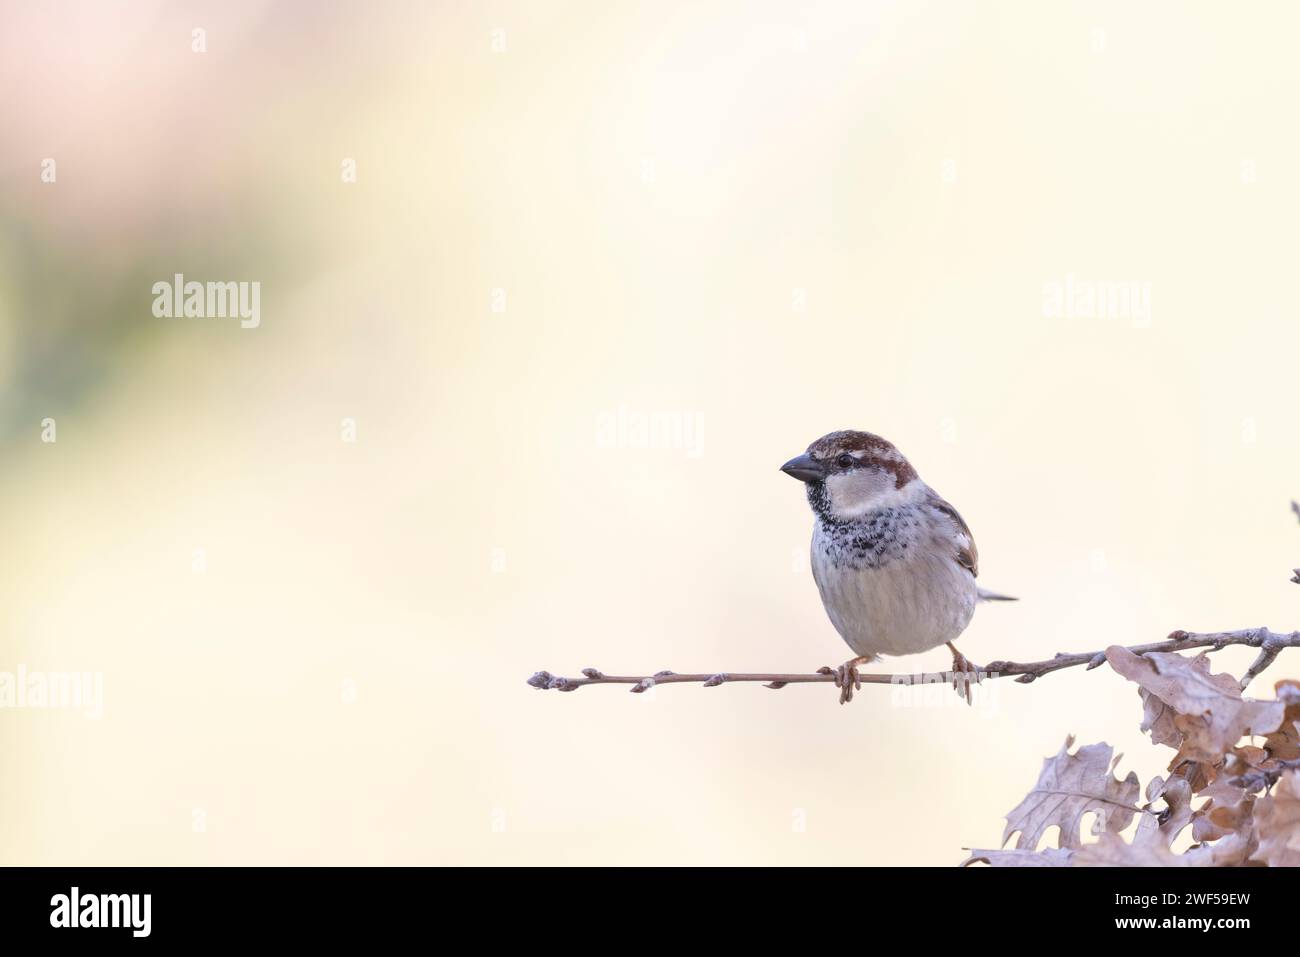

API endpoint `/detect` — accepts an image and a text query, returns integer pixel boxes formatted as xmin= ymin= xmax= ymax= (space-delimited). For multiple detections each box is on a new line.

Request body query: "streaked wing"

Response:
xmin=929 ymin=496 xmax=978 ymax=579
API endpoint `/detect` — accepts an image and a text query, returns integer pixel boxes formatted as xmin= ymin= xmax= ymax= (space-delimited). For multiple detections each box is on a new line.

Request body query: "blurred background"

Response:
xmin=1 ymin=0 xmax=1298 ymax=865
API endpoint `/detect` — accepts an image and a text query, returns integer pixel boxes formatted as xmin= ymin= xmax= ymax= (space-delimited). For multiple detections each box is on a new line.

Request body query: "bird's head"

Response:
xmin=780 ymin=430 xmax=920 ymax=522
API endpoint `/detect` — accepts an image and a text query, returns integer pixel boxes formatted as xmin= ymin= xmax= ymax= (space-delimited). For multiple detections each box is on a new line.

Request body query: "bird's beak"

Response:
xmin=780 ymin=453 xmax=825 ymax=484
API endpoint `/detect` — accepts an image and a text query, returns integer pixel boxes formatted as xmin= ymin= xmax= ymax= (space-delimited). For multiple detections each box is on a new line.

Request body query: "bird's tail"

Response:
xmin=977 ymin=587 xmax=1018 ymax=602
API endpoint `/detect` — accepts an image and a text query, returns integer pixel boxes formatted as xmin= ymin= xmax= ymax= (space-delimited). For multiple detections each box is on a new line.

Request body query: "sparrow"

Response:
xmin=781 ymin=430 xmax=1015 ymax=704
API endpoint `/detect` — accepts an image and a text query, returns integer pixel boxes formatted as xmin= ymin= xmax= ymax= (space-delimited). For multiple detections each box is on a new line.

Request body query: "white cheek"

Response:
xmin=825 ymin=470 xmax=894 ymax=517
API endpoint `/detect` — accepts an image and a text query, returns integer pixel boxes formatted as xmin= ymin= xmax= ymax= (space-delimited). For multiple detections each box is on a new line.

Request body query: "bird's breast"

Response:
xmin=810 ymin=511 xmax=976 ymax=658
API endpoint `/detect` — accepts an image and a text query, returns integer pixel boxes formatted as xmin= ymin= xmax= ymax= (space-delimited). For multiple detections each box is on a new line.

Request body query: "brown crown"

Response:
xmin=806 ymin=430 xmax=918 ymax=489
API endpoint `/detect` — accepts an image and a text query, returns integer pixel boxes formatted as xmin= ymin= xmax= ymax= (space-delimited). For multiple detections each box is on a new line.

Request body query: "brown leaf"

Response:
xmin=1001 ymin=736 xmax=1140 ymax=850
xmin=1202 ymin=827 xmax=1261 ymax=867
xmin=1262 ymin=680 xmax=1300 ymax=761
xmin=1105 ymin=647 xmax=1285 ymax=762
xmin=1233 ymin=744 xmax=1270 ymax=767
xmin=1192 ymin=764 xmax=1255 ymax=844
xmin=1139 ymin=688 xmax=1183 ymax=749
xmin=1187 ymin=754 xmax=1262 ymax=865
xmin=1250 ymin=770 xmax=1300 ymax=866
xmin=1075 ymin=779 xmax=1257 ymax=867
xmin=1168 ymin=750 xmax=1217 ymax=793
xmin=1132 ymin=776 xmax=1193 ymax=850
xmin=1074 ymin=832 xmax=1213 ymax=867
xmin=960 ymin=848 xmax=1073 ymax=867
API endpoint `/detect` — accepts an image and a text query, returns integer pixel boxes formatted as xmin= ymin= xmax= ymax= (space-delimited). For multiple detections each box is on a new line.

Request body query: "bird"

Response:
xmin=780 ymin=430 xmax=1015 ymax=704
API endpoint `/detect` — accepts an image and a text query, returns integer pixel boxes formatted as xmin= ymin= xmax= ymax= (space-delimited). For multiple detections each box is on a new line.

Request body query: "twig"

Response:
xmin=528 ymin=627 xmax=1300 ymax=694
xmin=1240 ymin=634 xmax=1288 ymax=690
xmin=1230 ymin=758 xmax=1300 ymax=793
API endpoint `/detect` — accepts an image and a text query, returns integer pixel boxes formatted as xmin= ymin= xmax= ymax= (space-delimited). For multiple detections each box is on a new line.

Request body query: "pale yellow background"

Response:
xmin=0 ymin=1 xmax=1297 ymax=865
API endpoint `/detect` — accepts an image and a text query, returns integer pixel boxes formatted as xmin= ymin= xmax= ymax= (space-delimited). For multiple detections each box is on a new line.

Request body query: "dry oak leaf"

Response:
xmin=1201 ymin=824 xmax=1261 ymax=867
xmin=1193 ymin=769 xmax=1256 ymax=844
xmin=1168 ymin=748 xmax=1218 ymax=794
xmin=1184 ymin=752 xmax=1262 ymax=864
xmin=1180 ymin=752 xmax=1276 ymax=864
xmin=1118 ymin=775 xmax=1260 ymax=867
xmin=1001 ymin=735 xmax=1140 ymax=851
xmin=1074 ymin=777 xmax=1255 ymax=867
xmin=1139 ymin=689 xmax=1183 ymax=750
xmin=1263 ymin=680 xmax=1300 ymax=761
xmin=960 ymin=848 xmax=1072 ymax=867
xmin=1105 ymin=647 xmax=1285 ymax=763
xmin=1250 ymin=770 xmax=1300 ymax=867
xmin=1074 ymin=831 xmax=1211 ymax=867
xmin=1132 ymin=775 xmax=1194 ymax=851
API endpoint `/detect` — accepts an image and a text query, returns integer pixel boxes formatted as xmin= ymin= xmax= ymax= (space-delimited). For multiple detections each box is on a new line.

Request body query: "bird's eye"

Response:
xmin=836 ymin=453 xmax=855 ymax=469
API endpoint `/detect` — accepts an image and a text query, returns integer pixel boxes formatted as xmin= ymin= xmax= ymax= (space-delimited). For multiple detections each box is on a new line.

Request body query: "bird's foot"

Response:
xmin=817 ymin=656 xmax=873 ymax=705
xmin=947 ymin=642 xmax=982 ymax=706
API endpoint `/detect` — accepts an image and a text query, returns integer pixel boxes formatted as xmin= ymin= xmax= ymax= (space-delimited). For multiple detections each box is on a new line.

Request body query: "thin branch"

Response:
xmin=527 ymin=627 xmax=1300 ymax=695
xmin=1240 ymin=635 xmax=1288 ymax=690
xmin=1231 ymin=757 xmax=1300 ymax=793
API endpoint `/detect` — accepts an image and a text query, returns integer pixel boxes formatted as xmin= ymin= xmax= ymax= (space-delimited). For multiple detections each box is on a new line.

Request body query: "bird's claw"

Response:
xmin=948 ymin=647 xmax=983 ymax=706
xmin=821 ymin=660 xmax=864 ymax=704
